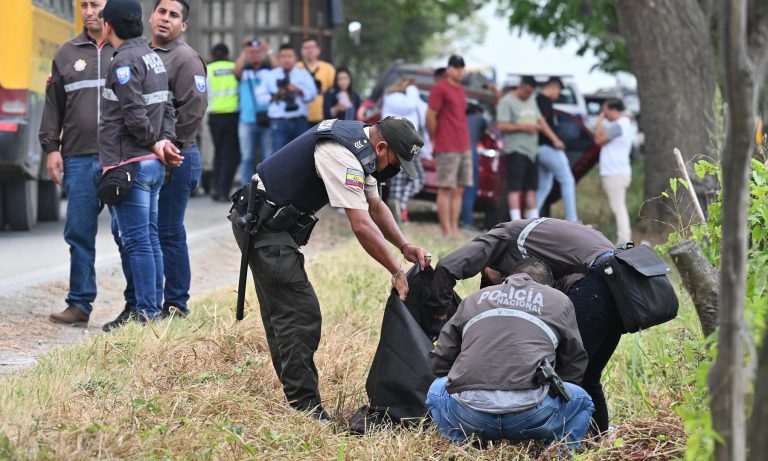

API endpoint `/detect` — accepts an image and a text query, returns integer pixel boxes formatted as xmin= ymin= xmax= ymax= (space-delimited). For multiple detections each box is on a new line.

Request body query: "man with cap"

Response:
xmin=98 ymin=0 xmax=182 ymax=331
xmin=426 ymin=55 xmax=472 ymax=237
xmin=230 ymin=116 xmax=432 ymax=421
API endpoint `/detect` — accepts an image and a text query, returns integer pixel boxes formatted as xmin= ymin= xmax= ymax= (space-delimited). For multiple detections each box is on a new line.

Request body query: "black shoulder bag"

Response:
xmin=601 ymin=242 xmax=679 ymax=332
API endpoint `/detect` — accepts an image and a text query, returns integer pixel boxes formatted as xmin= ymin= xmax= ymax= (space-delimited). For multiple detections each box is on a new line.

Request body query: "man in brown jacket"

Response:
xmin=427 ymin=258 xmax=593 ymax=447
xmin=430 ymin=217 xmax=621 ymax=433
xmin=39 ymin=0 xmax=112 ymax=326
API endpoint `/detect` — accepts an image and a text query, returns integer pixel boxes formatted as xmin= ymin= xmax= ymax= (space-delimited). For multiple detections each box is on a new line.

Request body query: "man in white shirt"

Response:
xmin=595 ymin=98 xmax=636 ymax=245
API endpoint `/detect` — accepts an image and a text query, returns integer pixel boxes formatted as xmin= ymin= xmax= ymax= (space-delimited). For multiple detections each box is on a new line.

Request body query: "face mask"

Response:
xmin=371 ymin=164 xmax=401 ymax=182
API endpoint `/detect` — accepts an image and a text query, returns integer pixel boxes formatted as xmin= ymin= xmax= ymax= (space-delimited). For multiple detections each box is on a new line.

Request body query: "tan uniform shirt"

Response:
xmin=314 ymin=127 xmax=378 ymax=209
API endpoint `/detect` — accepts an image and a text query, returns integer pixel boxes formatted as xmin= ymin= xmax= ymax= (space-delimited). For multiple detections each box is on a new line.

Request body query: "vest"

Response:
xmin=257 ymin=119 xmax=378 ymax=213
xmin=206 ymin=60 xmax=238 ymax=114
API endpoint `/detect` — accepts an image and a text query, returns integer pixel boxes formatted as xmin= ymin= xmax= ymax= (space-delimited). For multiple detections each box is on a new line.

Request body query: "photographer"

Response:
xmin=266 ymin=44 xmax=317 ymax=152
xmin=427 ymin=258 xmax=593 ymax=448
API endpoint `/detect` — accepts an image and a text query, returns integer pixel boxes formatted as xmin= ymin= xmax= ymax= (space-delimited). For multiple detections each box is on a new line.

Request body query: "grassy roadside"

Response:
xmin=0 ymin=221 xmax=705 ymax=460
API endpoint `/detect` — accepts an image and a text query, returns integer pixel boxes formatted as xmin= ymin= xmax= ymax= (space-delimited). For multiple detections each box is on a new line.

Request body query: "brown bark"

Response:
xmin=710 ymin=1 xmax=754 ymax=459
xmin=668 ymin=240 xmax=719 ymax=337
xmin=614 ymin=0 xmax=718 ymax=232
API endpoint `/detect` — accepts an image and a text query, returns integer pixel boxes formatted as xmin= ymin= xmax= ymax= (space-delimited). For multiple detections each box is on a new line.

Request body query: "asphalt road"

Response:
xmin=0 ymin=194 xmax=233 ymax=296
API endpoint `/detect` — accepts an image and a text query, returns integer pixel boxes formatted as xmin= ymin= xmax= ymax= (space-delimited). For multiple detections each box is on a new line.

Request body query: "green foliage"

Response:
xmin=334 ymin=0 xmax=483 ymax=92
xmin=498 ymin=0 xmax=629 ymax=72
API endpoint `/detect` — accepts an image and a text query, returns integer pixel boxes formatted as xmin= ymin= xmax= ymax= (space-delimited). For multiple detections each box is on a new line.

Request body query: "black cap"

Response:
xmin=447 ymin=55 xmax=465 ymax=68
xmin=377 ymin=116 xmax=424 ymax=179
xmin=212 ymin=43 xmax=229 ymax=55
xmin=544 ymin=77 xmax=564 ymax=89
xmin=98 ymin=0 xmax=142 ymax=24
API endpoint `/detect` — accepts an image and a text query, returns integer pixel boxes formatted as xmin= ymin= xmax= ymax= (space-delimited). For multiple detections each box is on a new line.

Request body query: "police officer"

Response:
xmin=99 ymin=0 xmax=182 ymax=331
xmin=206 ymin=43 xmax=240 ymax=202
xmin=430 ymin=218 xmax=620 ymax=433
xmin=39 ymin=0 xmax=112 ymax=326
xmin=427 ymin=258 xmax=593 ymax=447
xmin=109 ymin=0 xmax=208 ymax=323
xmin=231 ymin=116 xmax=432 ymax=421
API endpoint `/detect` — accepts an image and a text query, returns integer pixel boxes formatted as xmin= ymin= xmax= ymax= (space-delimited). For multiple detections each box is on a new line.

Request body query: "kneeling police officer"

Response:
xmin=230 ymin=116 xmax=432 ymax=421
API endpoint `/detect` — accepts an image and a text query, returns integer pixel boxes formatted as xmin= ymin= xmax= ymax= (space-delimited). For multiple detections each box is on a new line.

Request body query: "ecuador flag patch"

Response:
xmin=345 ymin=168 xmax=365 ymax=189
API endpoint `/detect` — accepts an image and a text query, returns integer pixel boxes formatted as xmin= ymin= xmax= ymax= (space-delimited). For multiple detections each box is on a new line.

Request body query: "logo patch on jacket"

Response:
xmin=74 ymin=59 xmax=86 ymax=72
xmin=116 ymin=66 xmax=131 ymax=84
xmin=317 ymin=118 xmax=337 ymax=132
xmin=194 ymin=75 xmax=206 ymax=92
xmin=345 ymin=168 xmax=365 ymax=189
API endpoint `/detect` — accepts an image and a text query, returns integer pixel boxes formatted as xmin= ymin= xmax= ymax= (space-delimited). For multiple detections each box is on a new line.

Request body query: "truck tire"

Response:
xmin=5 ymin=179 xmax=38 ymax=231
xmin=38 ymin=180 xmax=61 ymax=222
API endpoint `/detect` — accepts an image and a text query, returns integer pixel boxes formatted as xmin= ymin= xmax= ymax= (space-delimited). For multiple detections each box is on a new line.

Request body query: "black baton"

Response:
xmin=235 ymin=175 xmax=261 ymax=320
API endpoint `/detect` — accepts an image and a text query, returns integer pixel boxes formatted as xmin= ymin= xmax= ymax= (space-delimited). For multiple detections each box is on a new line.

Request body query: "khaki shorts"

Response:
xmin=436 ymin=151 xmax=473 ymax=188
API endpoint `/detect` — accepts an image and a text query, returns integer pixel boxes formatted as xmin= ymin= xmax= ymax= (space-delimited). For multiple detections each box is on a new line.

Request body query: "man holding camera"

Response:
xmin=266 ymin=44 xmax=317 ymax=153
xmin=427 ymin=258 xmax=593 ymax=448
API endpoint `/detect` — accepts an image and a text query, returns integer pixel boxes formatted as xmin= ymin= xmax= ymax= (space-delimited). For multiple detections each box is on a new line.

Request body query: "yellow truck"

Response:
xmin=0 ymin=0 xmax=80 ymax=230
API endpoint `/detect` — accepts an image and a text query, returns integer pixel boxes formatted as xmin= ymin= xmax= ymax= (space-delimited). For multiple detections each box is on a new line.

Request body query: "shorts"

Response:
xmin=436 ymin=151 xmax=473 ymax=188
xmin=505 ymin=151 xmax=538 ymax=192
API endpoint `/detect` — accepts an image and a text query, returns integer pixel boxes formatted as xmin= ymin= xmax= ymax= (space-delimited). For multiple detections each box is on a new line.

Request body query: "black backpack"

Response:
xmin=601 ymin=243 xmax=679 ymax=333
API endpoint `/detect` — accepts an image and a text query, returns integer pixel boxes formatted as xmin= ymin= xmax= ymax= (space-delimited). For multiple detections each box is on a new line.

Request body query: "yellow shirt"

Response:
xmin=298 ymin=60 xmax=335 ymax=122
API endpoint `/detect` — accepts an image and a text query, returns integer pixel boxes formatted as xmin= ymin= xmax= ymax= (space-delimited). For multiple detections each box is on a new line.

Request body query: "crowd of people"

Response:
xmin=40 ymin=0 xmax=644 ymax=452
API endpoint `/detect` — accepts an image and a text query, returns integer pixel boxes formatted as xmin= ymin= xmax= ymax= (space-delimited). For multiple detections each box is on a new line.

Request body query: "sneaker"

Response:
xmin=49 ymin=304 xmax=90 ymax=327
xmin=159 ymin=305 xmax=188 ymax=320
xmin=102 ymin=307 xmax=147 ymax=332
xmin=293 ymin=400 xmax=332 ymax=424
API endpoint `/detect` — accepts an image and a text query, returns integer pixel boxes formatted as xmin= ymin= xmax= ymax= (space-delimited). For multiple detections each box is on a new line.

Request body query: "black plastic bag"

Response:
xmin=349 ymin=265 xmax=460 ymax=433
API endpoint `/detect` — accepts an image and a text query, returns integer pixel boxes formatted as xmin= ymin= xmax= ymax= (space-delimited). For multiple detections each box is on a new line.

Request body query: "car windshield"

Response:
xmin=556 ymin=85 xmax=578 ymax=105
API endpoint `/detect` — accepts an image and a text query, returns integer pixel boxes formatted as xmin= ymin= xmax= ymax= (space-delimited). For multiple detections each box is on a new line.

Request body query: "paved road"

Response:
xmin=0 ymin=194 xmax=233 ymax=296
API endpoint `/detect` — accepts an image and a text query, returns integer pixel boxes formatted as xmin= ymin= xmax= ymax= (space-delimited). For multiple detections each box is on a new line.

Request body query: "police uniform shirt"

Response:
xmin=313 ymin=127 xmax=379 ymax=210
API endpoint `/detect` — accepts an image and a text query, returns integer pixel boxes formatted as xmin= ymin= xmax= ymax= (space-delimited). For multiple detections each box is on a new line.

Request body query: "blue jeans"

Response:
xmin=536 ymin=145 xmax=578 ymax=222
xmin=62 ymin=154 xmax=102 ymax=315
xmin=426 ymin=377 xmax=594 ymax=449
xmin=238 ymin=121 xmax=272 ymax=186
xmin=270 ymin=117 xmax=308 ymax=154
xmin=111 ymin=159 xmax=165 ymax=317
xmin=460 ymin=147 xmax=479 ymax=226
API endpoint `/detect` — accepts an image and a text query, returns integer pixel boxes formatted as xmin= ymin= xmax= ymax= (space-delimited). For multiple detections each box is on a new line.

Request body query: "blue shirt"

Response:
xmin=265 ymin=66 xmax=317 ymax=119
xmin=238 ymin=66 xmax=271 ymax=124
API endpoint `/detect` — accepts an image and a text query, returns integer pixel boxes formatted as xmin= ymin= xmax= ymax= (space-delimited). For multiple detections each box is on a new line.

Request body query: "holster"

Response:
xmin=264 ymin=203 xmax=318 ymax=247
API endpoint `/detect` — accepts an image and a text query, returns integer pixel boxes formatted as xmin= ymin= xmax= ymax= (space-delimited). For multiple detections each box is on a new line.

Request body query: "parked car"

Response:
xmin=364 ymin=63 xmax=599 ymax=227
xmin=503 ymin=74 xmax=588 ymax=119
xmin=584 ymin=92 xmax=644 ymax=155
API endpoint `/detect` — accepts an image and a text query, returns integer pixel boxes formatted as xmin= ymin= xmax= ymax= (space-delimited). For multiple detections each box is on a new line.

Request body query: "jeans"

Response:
xmin=536 ymin=145 xmax=578 ymax=222
xmin=62 ymin=154 xmax=103 ymax=315
xmin=238 ymin=121 xmax=272 ymax=186
xmin=567 ymin=270 xmax=624 ymax=432
xmin=460 ymin=147 xmax=479 ymax=227
xmin=111 ymin=159 xmax=165 ymax=317
xmin=270 ymin=117 xmax=308 ymax=154
xmin=426 ymin=376 xmax=594 ymax=448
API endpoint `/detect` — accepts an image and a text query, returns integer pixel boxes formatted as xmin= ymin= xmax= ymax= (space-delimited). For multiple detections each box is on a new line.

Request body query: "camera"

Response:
xmin=276 ymin=75 xmax=299 ymax=112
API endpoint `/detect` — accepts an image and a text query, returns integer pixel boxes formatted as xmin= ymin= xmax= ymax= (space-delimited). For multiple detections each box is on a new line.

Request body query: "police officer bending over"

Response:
xmin=230 ymin=116 xmax=432 ymax=421
xmin=427 ymin=258 xmax=593 ymax=448
xmin=430 ymin=218 xmax=620 ymax=434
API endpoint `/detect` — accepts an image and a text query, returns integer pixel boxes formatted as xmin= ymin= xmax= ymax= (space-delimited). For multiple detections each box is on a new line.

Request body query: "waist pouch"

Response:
xmin=229 ymin=184 xmax=318 ymax=246
xmin=97 ymin=162 xmax=138 ymax=206
xmin=600 ymin=243 xmax=679 ymax=332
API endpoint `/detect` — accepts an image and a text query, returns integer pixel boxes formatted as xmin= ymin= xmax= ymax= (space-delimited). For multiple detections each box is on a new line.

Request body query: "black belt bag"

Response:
xmin=600 ymin=243 xmax=679 ymax=332
xmin=264 ymin=203 xmax=318 ymax=247
xmin=97 ymin=162 xmax=138 ymax=206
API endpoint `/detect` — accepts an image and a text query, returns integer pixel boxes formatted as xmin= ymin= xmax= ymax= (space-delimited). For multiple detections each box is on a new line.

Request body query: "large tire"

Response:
xmin=38 ymin=180 xmax=61 ymax=222
xmin=0 ymin=185 xmax=5 ymax=230
xmin=5 ymin=179 xmax=38 ymax=231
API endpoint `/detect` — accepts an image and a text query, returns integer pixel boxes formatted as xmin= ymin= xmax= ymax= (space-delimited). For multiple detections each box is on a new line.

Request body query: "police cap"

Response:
xmin=99 ymin=0 xmax=143 ymax=25
xmin=377 ymin=116 xmax=424 ymax=179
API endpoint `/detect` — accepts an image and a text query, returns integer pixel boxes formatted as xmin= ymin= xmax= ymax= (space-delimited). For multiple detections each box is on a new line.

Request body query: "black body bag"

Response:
xmin=97 ymin=162 xmax=138 ymax=206
xmin=348 ymin=264 xmax=460 ymax=434
xmin=601 ymin=243 xmax=679 ymax=333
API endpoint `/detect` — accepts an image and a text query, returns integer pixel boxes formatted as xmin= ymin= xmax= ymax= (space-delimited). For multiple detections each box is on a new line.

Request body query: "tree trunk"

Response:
xmin=614 ymin=0 xmax=718 ymax=232
xmin=710 ymin=1 xmax=754 ymax=459
xmin=748 ymin=332 xmax=768 ymax=459
xmin=668 ymin=240 xmax=719 ymax=337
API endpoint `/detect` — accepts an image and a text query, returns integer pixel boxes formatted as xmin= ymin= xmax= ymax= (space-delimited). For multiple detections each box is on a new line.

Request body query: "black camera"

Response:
xmin=276 ymin=76 xmax=299 ymax=112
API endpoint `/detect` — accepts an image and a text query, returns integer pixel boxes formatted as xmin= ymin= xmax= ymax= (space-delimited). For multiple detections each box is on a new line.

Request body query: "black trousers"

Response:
xmin=233 ymin=224 xmax=322 ymax=407
xmin=208 ymin=112 xmax=240 ymax=198
xmin=567 ymin=270 xmax=624 ymax=433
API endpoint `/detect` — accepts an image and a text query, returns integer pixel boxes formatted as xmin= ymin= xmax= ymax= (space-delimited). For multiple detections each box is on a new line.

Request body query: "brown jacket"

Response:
xmin=39 ymin=29 xmax=113 ymax=157
xmin=430 ymin=273 xmax=587 ymax=393
xmin=98 ymin=38 xmax=176 ymax=167
xmin=432 ymin=218 xmax=614 ymax=310
xmin=152 ymin=38 xmax=207 ymax=148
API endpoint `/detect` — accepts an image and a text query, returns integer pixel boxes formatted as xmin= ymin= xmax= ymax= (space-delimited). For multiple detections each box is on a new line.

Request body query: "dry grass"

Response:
xmin=0 ymin=222 xmax=698 ymax=460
